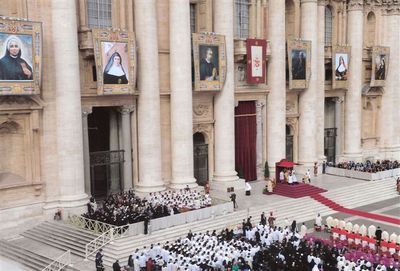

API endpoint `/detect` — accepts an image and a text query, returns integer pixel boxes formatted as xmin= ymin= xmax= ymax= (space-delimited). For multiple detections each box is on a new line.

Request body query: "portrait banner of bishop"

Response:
xmin=332 ymin=46 xmax=351 ymax=90
xmin=192 ymin=33 xmax=226 ymax=92
xmin=370 ymin=46 xmax=389 ymax=87
xmin=92 ymin=29 xmax=136 ymax=95
xmin=0 ymin=18 xmax=42 ymax=95
xmin=287 ymin=40 xmax=311 ymax=90
xmin=246 ymin=38 xmax=267 ymax=84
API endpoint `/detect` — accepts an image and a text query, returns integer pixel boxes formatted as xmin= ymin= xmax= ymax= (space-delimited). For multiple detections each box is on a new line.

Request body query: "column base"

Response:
xmin=134 ymin=182 xmax=166 ymax=193
xmin=342 ymin=152 xmax=363 ymax=162
xmin=169 ymin=177 xmax=198 ymax=190
xmin=43 ymin=193 xmax=88 ymax=221
xmin=380 ymin=145 xmax=400 ymax=160
xmin=295 ymin=161 xmax=317 ymax=175
xmin=211 ymin=172 xmax=244 ymax=193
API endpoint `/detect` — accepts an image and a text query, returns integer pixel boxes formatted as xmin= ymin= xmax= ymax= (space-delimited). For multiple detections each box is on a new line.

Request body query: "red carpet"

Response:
xmin=266 ymin=183 xmax=327 ymax=198
xmin=310 ymin=194 xmax=400 ymax=225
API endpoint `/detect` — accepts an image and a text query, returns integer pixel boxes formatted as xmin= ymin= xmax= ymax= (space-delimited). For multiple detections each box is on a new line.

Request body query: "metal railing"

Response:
xmin=68 ymin=214 xmax=114 ymax=234
xmin=41 ymin=250 xmax=71 ymax=271
xmin=85 ymin=225 xmax=128 ymax=260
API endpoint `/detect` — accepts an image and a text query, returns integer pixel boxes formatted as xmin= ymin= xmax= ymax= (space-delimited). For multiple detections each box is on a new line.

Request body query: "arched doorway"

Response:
xmin=193 ymin=132 xmax=208 ymax=186
xmin=286 ymin=125 xmax=294 ymax=161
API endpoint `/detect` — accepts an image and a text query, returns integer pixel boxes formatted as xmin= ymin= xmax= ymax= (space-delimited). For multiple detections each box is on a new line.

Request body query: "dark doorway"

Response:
xmin=193 ymin=133 xmax=208 ymax=186
xmin=286 ymin=125 xmax=294 ymax=161
xmin=324 ymin=98 xmax=337 ymax=164
xmin=234 ymin=101 xmax=257 ymax=181
xmin=88 ymin=107 xmax=124 ymax=198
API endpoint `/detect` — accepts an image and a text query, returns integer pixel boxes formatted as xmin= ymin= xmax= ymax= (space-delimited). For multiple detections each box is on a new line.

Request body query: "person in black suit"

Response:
xmin=375 ymin=226 xmax=382 ymax=248
xmin=112 ymin=259 xmax=121 ymax=271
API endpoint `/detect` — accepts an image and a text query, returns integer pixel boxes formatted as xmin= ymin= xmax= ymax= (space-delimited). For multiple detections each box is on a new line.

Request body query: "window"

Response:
xmin=235 ymin=0 xmax=250 ymax=39
xmin=325 ymin=6 xmax=333 ymax=46
xmin=365 ymin=12 xmax=376 ymax=47
xmin=190 ymin=4 xmax=196 ymax=33
xmin=87 ymin=0 xmax=112 ymax=29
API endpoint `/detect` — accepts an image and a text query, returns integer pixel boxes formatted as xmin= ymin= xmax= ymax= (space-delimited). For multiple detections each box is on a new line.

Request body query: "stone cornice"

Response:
xmin=301 ymin=0 xmax=318 ymax=4
xmin=347 ymin=0 xmax=364 ymax=11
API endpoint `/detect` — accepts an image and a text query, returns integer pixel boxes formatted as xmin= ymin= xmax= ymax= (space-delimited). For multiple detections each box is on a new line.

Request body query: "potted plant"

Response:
xmin=264 ymin=161 xmax=270 ymax=180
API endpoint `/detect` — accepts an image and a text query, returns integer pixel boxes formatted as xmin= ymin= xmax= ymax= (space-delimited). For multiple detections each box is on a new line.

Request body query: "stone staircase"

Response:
xmin=20 ymin=221 xmax=99 ymax=257
xmin=99 ymin=179 xmax=399 ymax=267
xmin=0 ymin=239 xmax=79 ymax=271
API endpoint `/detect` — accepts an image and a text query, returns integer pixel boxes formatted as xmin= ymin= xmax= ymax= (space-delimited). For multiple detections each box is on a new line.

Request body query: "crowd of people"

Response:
xmin=108 ymin=214 xmax=399 ymax=271
xmin=333 ymin=160 xmax=400 ymax=173
xmin=84 ymin=188 xmax=212 ymax=226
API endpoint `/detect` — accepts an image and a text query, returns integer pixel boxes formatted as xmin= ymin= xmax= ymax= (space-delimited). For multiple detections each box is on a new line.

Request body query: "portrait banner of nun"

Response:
xmin=332 ymin=46 xmax=351 ymax=89
xmin=92 ymin=29 xmax=136 ymax=95
xmin=0 ymin=18 xmax=42 ymax=95
xmin=192 ymin=33 xmax=226 ymax=92
xmin=370 ymin=46 xmax=390 ymax=87
xmin=287 ymin=40 xmax=311 ymax=90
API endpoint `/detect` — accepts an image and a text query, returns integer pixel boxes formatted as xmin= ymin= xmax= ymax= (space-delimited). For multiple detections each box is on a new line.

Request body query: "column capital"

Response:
xmin=118 ymin=105 xmax=135 ymax=114
xmin=347 ymin=0 xmax=364 ymax=11
xmin=256 ymin=100 xmax=266 ymax=109
xmin=82 ymin=106 xmax=92 ymax=117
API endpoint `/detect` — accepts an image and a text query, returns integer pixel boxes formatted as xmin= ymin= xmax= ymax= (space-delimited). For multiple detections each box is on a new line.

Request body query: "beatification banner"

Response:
xmin=192 ymin=33 xmax=227 ymax=92
xmin=287 ymin=39 xmax=311 ymax=89
xmin=92 ymin=29 xmax=136 ymax=95
xmin=246 ymin=39 xmax=267 ymax=84
xmin=0 ymin=18 xmax=42 ymax=95
xmin=370 ymin=46 xmax=390 ymax=87
xmin=332 ymin=45 xmax=351 ymax=90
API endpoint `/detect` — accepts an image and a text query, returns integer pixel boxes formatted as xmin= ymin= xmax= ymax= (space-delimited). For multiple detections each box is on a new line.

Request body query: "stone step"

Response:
xmin=43 ymin=221 xmax=99 ymax=239
xmin=0 ymin=239 xmax=79 ymax=271
xmin=21 ymin=229 xmax=86 ymax=256
xmin=38 ymin=222 xmax=96 ymax=244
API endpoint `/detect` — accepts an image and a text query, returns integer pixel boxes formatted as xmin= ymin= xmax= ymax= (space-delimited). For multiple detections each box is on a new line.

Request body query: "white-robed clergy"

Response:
xmin=315 ymin=213 xmax=322 ymax=228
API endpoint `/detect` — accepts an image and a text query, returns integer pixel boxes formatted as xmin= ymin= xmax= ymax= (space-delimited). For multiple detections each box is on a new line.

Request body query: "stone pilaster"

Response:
xmin=381 ymin=2 xmax=400 ymax=159
xmin=267 ymin=0 xmax=286 ymax=175
xmin=118 ymin=105 xmax=134 ymax=191
xmin=317 ymin=0 xmax=326 ymax=163
xmin=134 ymin=0 xmax=165 ymax=192
xmin=298 ymin=0 xmax=318 ymax=171
xmin=212 ymin=0 xmax=243 ymax=192
xmin=343 ymin=0 xmax=363 ymax=161
xmin=82 ymin=106 xmax=92 ymax=196
xmin=49 ymin=0 xmax=87 ymax=213
xmin=256 ymin=101 xmax=265 ymax=179
xmin=169 ymin=0 xmax=197 ymax=189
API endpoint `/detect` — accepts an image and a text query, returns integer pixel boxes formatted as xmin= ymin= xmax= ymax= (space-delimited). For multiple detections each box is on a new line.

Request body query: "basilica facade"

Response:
xmin=0 ymin=0 xmax=399 ymax=228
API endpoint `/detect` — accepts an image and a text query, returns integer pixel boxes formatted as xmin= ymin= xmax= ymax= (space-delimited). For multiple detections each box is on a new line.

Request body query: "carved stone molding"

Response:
xmin=383 ymin=0 xmax=400 ymax=15
xmin=318 ymin=0 xmax=327 ymax=6
xmin=347 ymin=0 xmax=364 ymax=10
xmin=286 ymin=117 xmax=299 ymax=133
xmin=286 ymin=101 xmax=296 ymax=113
xmin=193 ymin=123 xmax=213 ymax=143
xmin=193 ymin=104 xmax=210 ymax=117
xmin=0 ymin=120 xmax=22 ymax=134
xmin=0 ymin=96 xmax=44 ymax=111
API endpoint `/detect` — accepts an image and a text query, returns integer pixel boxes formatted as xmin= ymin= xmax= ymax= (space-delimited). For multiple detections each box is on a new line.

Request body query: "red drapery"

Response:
xmin=235 ymin=101 xmax=257 ymax=181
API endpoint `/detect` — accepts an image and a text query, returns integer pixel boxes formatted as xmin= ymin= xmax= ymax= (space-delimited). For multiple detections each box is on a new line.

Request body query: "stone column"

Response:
xmin=316 ymin=0 xmax=326 ymax=164
xmin=344 ymin=0 xmax=363 ymax=161
xmin=169 ymin=0 xmax=197 ymax=189
xmin=119 ymin=106 xmax=134 ymax=191
xmin=109 ymin=109 xmax=120 ymax=193
xmin=266 ymin=0 xmax=286 ymax=175
xmin=256 ymin=101 xmax=265 ymax=179
xmin=82 ymin=107 xmax=92 ymax=196
xmin=212 ymin=0 xmax=243 ymax=192
xmin=298 ymin=0 xmax=318 ymax=171
xmin=381 ymin=4 xmax=400 ymax=159
xmin=51 ymin=0 xmax=87 ymax=210
xmin=134 ymin=0 xmax=165 ymax=192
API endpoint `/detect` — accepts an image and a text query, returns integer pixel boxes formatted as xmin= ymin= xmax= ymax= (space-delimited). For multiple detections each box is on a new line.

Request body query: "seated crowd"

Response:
xmin=84 ymin=189 xmax=212 ymax=226
xmin=332 ymin=160 xmax=400 ymax=173
xmin=117 ymin=215 xmax=399 ymax=271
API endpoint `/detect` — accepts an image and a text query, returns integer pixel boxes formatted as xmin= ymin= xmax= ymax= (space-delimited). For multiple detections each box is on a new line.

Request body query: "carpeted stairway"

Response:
xmin=265 ymin=183 xmax=327 ymax=198
xmin=310 ymin=193 xmax=400 ymax=225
